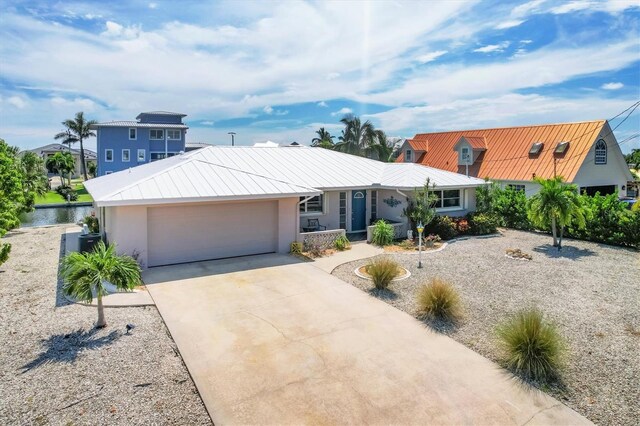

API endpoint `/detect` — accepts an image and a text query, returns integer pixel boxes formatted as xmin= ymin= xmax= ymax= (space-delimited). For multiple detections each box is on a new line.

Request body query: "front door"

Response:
xmin=351 ymin=190 xmax=366 ymax=231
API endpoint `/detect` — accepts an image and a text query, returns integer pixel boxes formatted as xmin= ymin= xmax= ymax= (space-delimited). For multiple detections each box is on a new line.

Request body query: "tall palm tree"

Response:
xmin=54 ymin=129 xmax=79 ymax=153
xmin=527 ymin=177 xmax=586 ymax=250
xmin=60 ymin=242 xmax=142 ymax=328
xmin=364 ymin=130 xmax=395 ymax=162
xmin=46 ymin=151 xmax=75 ymax=186
xmin=61 ymin=112 xmax=97 ymax=180
xmin=311 ymin=127 xmax=335 ymax=149
xmin=334 ymin=114 xmax=377 ymax=155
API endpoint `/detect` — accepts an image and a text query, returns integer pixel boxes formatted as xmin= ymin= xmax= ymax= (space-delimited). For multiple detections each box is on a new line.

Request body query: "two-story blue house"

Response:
xmin=92 ymin=111 xmax=188 ymax=176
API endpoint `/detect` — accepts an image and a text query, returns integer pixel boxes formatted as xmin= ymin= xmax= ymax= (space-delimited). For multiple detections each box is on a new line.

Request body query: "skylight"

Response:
xmin=529 ymin=142 xmax=544 ymax=155
xmin=554 ymin=141 xmax=569 ymax=154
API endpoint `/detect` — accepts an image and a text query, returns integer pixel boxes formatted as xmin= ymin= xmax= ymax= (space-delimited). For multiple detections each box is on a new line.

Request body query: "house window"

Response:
xmin=371 ymin=190 xmax=378 ymax=221
xmin=122 ymin=149 xmax=130 ymax=162
xmin=129 ymin=128 xmax=137 ymax=140
xmin=137 ymin=149 xmax=145 ymax=162
xmin=167 ymin=129 xmax=181 ymax=140
xmin=433 ymin=189 xmax=461 ymax=209
xmin=300 ymin=195 xmax=324 ymax=214
xmin=150 ymin=152 xmax=178 ymax=161
xmin=405 ymin=149 xmax=413 ymax=162
xmin=150 ymin=129 xmax=165 ymax=140
xmin=105 ymin=149 xmax=113 ymax=162
xmin=339 ymin=192 xmax=347 ymax=229
xmin=507 ymin=184 xmax=526 ymax=192
xmin=595 ymin=139 xmax=607 ymax=164
xmin=461 ymin=147 xmax=470 ymax=164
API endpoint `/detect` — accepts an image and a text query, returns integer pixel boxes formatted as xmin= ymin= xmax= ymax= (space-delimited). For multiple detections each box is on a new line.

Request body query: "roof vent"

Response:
xmin=554 ymin=141 xmax=569 ymax=155
xmin=529 ymin=142 xmax=544 ymax=155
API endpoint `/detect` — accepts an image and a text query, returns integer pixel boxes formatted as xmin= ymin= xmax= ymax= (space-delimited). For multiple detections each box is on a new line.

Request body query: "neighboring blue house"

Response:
xmin=92 ymin=111 xmax=188 ymax=176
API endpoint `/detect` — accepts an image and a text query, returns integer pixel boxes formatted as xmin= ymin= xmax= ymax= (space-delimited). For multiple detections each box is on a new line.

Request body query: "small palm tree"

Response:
xmin=528 ymin=177 xmax=586 ymax=249
xmin=60 ymin=112 xmax=97 ymax=180
xmin=46 ymin=151 xmax=75 ymax=186
xmin=311 ymin=127 xmax=335 ymax=149
xmin=60 ymin=242 xmax=142 ymax=328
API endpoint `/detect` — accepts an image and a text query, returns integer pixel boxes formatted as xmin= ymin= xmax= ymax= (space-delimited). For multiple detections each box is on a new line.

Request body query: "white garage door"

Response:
xmin=147 ymin=201 xmax=278 ymax=267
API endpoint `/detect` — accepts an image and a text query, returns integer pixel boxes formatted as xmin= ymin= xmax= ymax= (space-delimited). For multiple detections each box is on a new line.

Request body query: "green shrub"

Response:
xmin=290 ymin=241 xmax=303 ymax=254
xmin=493 ymin=187 xmax=532 ymax=230
xmin=56 ymin=185 xmax=78 ymax=202
xmin=496 ymin=308 xmax=565 ymax=383
xmin=366 ymin=258 xmax=400 ymax=289
xmin=334 ymin=235 xmax=350 ymax=251
xmin=83 ymin=214 xmax=99 ymax=234
xmin=633 ymin=200 xmax=640 ymax=212
xmin=424 ymin=216 xmax=458 ymax=240
xmin=416 ymin=278 xmax=462 ymax=321
xmin=468 ymin=213 xmax=499 ymax=235
xmin=398 ymin=239 xmax=415 ymax=250
xmin=371 ymin=220 xmax=394 ymax=246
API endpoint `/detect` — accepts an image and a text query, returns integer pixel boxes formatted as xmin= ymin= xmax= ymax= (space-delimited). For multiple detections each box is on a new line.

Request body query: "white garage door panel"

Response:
xmin=147 ymin=201 xmax=278 ymax=267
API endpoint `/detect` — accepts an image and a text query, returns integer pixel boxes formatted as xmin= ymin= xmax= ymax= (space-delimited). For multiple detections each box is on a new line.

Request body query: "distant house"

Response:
xmin=27 ymin=143 xmax=97 ymax=177
xmin=91 ymin=111 xmax=188 ymax=176
xmin=398 ymin=120 xmax=633 ymax=197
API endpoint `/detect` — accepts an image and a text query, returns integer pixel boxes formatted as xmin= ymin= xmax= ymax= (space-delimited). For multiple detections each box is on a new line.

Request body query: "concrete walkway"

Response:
xmin=64 ymin=228 xmax=154 ymax=307
xmin=144 ymin=254 xmax=589 ymax=425
xmin=311 ymin=241 xmax=383 ymax=273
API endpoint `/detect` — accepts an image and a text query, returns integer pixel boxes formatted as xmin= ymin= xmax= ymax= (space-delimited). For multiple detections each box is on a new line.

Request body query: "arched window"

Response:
xmin=595 ymin=139 xmax=607 ymax=164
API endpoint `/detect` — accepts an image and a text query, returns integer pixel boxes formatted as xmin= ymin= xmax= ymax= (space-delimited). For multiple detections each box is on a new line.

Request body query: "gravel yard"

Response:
xmin=0 ymin=226 xmax=212 ymax=425
xmin=334 ymin=229 xmax=640 ymax=426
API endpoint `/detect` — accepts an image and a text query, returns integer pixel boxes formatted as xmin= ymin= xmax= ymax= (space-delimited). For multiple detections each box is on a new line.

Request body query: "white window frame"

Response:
xmin=405 ymin=149 xmax=413 ymax=162
xmin=150 ymin=129 xmax=165 ymax=140
xmin=129 ymin=128 xmax=137 ymax=140
xmin=122 ymin=149 xmax=130 ymax=162
xmin=594 ymin=139 xmax=607 ymax=165
xmin=167 ymin=129 xmax=181 ymax=140
xmin=137 ymin=149 xmax=145 ymax=162
xmin=105 ymin=149 xmax=113 ymax=162
xmin=300 ymin=195 xmax=325 ymax=215
xmin=432 ymin=189 xmax=461 ymax=211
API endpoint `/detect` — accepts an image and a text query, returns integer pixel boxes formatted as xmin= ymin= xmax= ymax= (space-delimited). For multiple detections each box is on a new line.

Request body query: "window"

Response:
xmin=339 ymin=192 xmax=347 ymax=229
xmin=432 ymin=189 xmax=461 ymax=209
xmin=167 ymin=129 xmax=181 ymax=140
xmin=507 ymin=184 xmax=526 ymax=193
xmin=554 ymin=141 xmax=569 ymax=154
xmin=150 ymin=129 xmax=164 ymax=140
xmin=371 ymin=190 xmax=378 ymax=221
xmin=529 ymin=142 xmax=543 ymax=155
xmin=405 ymin=149 xmax=413 ymax=162
xmin=461 ymin=147 xmax=470 ymax=163
xmin=129 ymin=128 xmax=137 ymax=140
xmin=137 ymin=149 xmax=145 ymax=162
xmin=150 ymin=152 xmax=178 ymax=161
xmin=595 ymin=139 xmax=607 ymax=164
xmin=300 ymin=195 xmax=324 ymax=214
xmin=122 ymin=149 xmax=130 ymax=162
xmin=105 ymin=149 xmax=113 ymax=162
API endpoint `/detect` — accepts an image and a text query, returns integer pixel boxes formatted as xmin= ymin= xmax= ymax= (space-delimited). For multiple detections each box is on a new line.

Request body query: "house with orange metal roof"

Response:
xmin=398 ymin=120 xmax=634 ymax=197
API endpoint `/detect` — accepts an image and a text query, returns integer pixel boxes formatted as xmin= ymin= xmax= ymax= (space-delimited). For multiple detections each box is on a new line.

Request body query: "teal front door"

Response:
xmin=351 ymin=190 xmax=366 ymax=231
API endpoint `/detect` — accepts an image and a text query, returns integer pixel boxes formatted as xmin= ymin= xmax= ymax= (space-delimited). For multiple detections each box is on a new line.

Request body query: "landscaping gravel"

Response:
xmin=0 ymin=226 xmax=212 ymax=425
xmin=334 ymin=229 xmax=640 ymax=426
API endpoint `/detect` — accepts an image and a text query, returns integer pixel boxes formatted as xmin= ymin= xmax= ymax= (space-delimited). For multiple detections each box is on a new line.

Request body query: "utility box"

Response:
xmin=78 ymin=233 xmax=102 ymax=253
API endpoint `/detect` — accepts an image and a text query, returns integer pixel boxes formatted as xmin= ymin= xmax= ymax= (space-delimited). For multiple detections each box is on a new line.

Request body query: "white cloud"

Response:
xmin=7 ymin=96 xmax=27 ymax=109
xmin=415 ymin=50 xmax=448 ymax=64
xmin=331 ymin=107 xmax=353 ymax=117
xmin=263 ymin=105 xmax=273 ymax=114
xmin=550 ymin=0 xmax=639 ymax=14
xmin=473 ymin=41 xmax=511 ymax=53
xmin=495 ymin=20 xmax=524 ymax=30
xmin=201 ymin=120 xmax=215 ymax=126
xmin=148 ymin=2 xmax=158 ymax=9
xmin=601 ymin=82 xmax=624 ymax=90
xmin=317 ymin=101 xmax=328 ymax=107
xmin=511 ymin=0 xmax=547 ymax=18
xmin=520 ymin=39 xmax=533 ymax=44
xmin=50 ymin=96 xmax=97 ymax=110
xmin=263 ymin=105 xmax=289 ymax=115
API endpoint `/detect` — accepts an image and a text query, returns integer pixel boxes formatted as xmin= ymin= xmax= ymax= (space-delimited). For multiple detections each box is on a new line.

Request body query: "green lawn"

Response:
xmin=35 ymin=182 xmax=93 ymax=205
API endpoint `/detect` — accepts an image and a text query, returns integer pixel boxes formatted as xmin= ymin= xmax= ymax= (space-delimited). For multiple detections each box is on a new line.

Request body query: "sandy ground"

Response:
xmin=0 ymin=226 xmax=212 ymax=425
xmin=334 ymin=229 xmax=640 ymax=426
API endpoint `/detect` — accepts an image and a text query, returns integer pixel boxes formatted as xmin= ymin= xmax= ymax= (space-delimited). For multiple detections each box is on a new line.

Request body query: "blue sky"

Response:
xmin=0 ymin=0 xmax=639 ymax=153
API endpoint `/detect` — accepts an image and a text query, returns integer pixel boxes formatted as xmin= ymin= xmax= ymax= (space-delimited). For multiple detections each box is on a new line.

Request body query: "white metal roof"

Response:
xmin=91 ymin=121 xmax=188 ymax=129
xmin=85 ymin=146 xmax=485 ymax=207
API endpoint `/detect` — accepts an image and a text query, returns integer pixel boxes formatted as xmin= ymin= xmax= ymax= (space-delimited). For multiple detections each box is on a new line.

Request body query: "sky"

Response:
xmin=0 ymin=0 xmax=639 ymax=153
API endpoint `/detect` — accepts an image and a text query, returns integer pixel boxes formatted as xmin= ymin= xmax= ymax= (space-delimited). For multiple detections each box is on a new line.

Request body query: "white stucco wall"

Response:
xmin=278 ymin=198 xmax=298 ymax=253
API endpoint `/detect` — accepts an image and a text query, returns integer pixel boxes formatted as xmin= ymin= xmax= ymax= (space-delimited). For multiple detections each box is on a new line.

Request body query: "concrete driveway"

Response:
xmin=143 ymin=254 xmax=589 ymax=425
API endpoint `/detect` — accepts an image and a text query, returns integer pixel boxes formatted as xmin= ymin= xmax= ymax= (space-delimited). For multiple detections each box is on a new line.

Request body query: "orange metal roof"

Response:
xmin=398 ymin=120 xmax=606 ymax=182
xmin=458 ymin=136 xmax=487 ymax=150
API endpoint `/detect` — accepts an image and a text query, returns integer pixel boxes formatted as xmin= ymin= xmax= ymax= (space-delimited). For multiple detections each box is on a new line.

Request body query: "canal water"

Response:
xmin=19 ymin=206 xmax=94 ymax=228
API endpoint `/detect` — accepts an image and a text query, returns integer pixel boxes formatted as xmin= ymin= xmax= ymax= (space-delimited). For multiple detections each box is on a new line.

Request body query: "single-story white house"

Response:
xmin=84 ymin=146 xmax=485 ymax=268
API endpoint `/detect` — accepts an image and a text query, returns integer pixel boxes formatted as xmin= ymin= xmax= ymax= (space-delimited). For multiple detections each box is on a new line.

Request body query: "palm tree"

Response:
xmin=60 ymin=112 xmax=97 ymax=180
xmin=364 ymin=130 xmax=395 ymax=162
xmin=46 ymin=152 xmax=75 ymax=186
xmin=527 ymin=177 xmax=586 ymax=250
xmin=333 ymin=114 xmax=377 ymax=155
xmin=60 ymin=242 xmax=142 ymax=328
xmin=19 ymin=152 xmax=49 ymax=209
xmin=54 ymin=129 xmax=79 ymax=153
xmin=311 ymin=127 xmax=335 ymax=149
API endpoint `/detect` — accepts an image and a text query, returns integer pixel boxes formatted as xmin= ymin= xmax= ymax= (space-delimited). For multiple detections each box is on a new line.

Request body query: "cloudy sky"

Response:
xmin=1 ymin=0 xmax=639 ymax=152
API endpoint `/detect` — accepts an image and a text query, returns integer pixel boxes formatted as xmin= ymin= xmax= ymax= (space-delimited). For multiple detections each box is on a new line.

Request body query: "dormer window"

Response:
xmin=461 ymin=147 xmax=470 ymax=164
xmin=405 ymin=149 xmax=413 ymax=162
xmin=595 ymin=139 xmax=607 ymax=164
